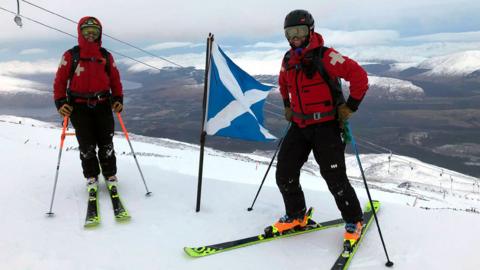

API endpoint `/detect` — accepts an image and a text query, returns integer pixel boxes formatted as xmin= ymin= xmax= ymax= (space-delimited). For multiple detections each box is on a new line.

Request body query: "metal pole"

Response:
xmin=346 ymin=122 xmax=394 ymax=267
xmin=46 ymin=116 xmax=69 ymax=216
xmin=116 ymin=112 xmax=152 ymax=196
xmin=196 ymin=33 xmax=213 ymax=212
xmin=247 ymin=123 xmax=290 ymax=211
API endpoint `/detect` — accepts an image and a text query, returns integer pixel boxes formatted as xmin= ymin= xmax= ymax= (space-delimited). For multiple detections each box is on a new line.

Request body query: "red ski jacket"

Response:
xmin=53 ymin=16 xmax=123 ymax=105
xmin=279 ymin=32 xmax=368 ymax=127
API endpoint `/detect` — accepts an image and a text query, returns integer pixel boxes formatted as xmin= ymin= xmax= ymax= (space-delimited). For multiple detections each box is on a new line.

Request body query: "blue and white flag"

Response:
xmin=204 ymin=42 xmax=276 ymax=141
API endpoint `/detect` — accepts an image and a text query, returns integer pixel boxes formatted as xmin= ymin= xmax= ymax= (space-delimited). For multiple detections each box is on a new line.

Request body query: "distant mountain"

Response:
xmin=361 ymin=76 xmax=425 ymax=101
xmin=417 ymin=50 xmax=480 ymax=77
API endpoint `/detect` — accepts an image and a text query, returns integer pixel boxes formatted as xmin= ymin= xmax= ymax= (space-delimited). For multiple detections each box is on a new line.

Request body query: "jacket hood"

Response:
xmin=287 ymin=32 xmax=325 ymax=64
xmin=77 ymin=16 xmax=103 ymax=57
xmin=289 ymin=32 xmax=324 ymax=55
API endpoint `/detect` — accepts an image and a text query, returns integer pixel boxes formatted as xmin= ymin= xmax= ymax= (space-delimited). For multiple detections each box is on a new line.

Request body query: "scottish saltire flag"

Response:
xmin=204 ymin=42 xmax=276 ymax=141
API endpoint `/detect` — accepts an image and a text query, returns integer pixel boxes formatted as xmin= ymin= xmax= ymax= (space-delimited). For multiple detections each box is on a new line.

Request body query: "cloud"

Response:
xmin=144 ymin=42 xmax=203 ymax=51
xmin=320 ymin=29 xmax=400 ymax=47
xmin=0 ymin=75 xmax=47 ymax=94
xmin=244 ymin=42 xmax=288 ymax=49
xmin=19 ymin=48 xmax=47 ymax=55
xmin=0 ymin=59 xmax=57 ymax=94
xmin=403 ymin=31 xmax=480 ymax=43
xmin=2 ymin=0 xmax=479 ymax=43
xmin=0 ymin=59 xmax=58 ymax=76
xmin=119 ymin=53 xmax=206 ymax=73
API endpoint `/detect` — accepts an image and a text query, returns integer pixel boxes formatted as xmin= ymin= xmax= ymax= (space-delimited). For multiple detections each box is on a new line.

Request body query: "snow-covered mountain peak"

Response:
xmin=417 ymin=50 xmax=480 ymax=76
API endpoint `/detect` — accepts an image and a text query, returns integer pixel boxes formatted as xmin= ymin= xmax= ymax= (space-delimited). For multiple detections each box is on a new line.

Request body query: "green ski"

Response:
xmin=106 ymin=180 xmax=130 ymax=221
xmin=185 ymin=207 xmax=365 ymax=257
xmin=331 ymin=200 xmax=381 ymax=269
xmin=84 ymin=185 xmax=100 ymax=227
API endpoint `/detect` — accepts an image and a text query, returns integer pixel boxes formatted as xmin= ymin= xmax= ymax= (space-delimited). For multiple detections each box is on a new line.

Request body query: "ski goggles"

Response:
xmin=284 ymin=25 xmax=310 ymax=40
xmin=81 ymin=26 xmax=100 ymax=39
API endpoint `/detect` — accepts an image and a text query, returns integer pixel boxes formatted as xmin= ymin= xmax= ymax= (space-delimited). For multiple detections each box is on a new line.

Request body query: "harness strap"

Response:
xmin=291 ymin=109 xmax=336 ymax=121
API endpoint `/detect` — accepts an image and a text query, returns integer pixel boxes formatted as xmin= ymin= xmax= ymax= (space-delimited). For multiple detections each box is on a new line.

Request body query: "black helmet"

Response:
xmin=284 ymin=9 xmax=314 ymax=31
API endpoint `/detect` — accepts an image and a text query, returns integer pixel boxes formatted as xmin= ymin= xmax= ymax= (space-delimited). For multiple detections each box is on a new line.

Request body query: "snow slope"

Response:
xmin=0 ymin=116 xmax=479 ymax=270
xmin=417 ymin=50 xmax=480 ymax=76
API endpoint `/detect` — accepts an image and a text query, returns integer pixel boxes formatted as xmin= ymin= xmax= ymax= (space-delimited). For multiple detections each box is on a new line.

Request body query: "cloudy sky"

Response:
xmin=0 ymin=0 xmax=479 ymax=75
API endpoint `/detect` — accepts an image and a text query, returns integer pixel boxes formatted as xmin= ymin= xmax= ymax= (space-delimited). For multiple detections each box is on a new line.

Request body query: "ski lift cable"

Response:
xmin=20 ymin=0 xmax=184 ymax=68
xmin=264 ymin=109 xmax=283 ymax=118
xmin=1 ymin=5 xmax=75 ymax=38
xmin=265 ymin=100 xmax=284 ymax=110
xmin=0 ymin=5 xmax=165 ymax=72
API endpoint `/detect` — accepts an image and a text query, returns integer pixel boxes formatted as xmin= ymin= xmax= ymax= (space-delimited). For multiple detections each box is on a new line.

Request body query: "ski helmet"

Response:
xmin=284 ymin=10 xmax=314 ymax=31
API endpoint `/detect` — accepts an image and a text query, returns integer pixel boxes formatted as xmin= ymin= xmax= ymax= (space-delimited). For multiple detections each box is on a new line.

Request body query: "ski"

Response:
xmin=84 ymin=185 xmax=100 ymax=227
xmin=331 ymin=200 xmax=381 ymax=270
xmin=106 ymin=181 xmax=130 ymax=221
xmin=185 ymin=208 xmax=347 ymax=258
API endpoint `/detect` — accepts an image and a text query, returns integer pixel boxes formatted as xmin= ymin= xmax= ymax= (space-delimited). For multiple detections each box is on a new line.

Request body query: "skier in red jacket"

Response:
xmin=53 ymin=16 xmax=123 ymax=192
xmin=268 ymin=10 xmax=369 ymax=245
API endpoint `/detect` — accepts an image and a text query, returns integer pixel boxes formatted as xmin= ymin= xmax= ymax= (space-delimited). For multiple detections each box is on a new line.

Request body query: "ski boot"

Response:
xmin=86 ymin=177 xmax=98 ymax=195
xmin=342 ymin=221 xmax=363 ymax=256
xmin=264 ymin=207 xmax=315 ymax=237
xmin=105 ymin=175 xmax=118 ymax=191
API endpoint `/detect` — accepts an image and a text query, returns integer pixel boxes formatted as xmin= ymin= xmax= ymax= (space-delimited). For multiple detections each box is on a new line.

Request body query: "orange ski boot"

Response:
xmin=265 ymin=207 xmax=314 ymax=237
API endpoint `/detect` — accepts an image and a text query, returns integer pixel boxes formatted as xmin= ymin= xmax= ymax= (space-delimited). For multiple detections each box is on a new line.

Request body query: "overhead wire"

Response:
xmin=0 ymin=5 xmax=166 ymax=72
xmin=20 ymin=0 xmax=184 ymax=68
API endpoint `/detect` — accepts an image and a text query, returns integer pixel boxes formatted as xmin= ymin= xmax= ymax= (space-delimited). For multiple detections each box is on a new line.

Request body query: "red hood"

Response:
xmin=77 ymin=16 xmax=103 ymax=57
xmin=288 ymin=32 xmax=325 ymax=62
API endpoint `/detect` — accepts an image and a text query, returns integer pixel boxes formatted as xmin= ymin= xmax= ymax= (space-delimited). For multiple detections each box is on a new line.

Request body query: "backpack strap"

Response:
xmin=282 ymin=51 xmax=294 ymax=71
xmin=312 ymin=46 xmax=345 ymax=107
xmin=66 ymin=46 xmax=112 ymax=101
xmin=67 ymin=46 xmax=111 ymax=82
xmin=67 ymin=45 xmax=80 ymax=84
xmin=99 ymin=47 xmax=111 ymax=77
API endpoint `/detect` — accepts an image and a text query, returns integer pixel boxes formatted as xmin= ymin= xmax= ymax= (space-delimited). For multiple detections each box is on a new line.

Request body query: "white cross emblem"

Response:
xmin=58 ymin=56 xmax=67 ymax=68
xmin=205 ymin=44 xmax=275 ymax=140
xmin=329 ymin=51 xmax=345 ymax=66
xmin=75 ymin=64 xmax=85 ymax=77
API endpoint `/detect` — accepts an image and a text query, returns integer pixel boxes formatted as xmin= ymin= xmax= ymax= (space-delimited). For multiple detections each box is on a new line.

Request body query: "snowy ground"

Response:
xmin=0 ymin=115 xmax=479 ymax=270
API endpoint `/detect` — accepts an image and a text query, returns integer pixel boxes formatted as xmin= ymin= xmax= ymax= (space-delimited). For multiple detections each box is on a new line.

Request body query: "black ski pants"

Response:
xmin=70 ymin=102 xmax=117 ymax=179
xmin=276 ymin=121 xmax=363 ymax=223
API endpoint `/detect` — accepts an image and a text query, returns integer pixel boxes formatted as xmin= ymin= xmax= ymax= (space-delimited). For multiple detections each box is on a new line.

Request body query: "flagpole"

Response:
xmin=196 ymin=33 xmax=214 ymax=212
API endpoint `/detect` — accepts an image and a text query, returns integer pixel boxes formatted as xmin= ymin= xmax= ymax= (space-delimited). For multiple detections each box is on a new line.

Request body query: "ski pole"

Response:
xmin=346 ymin=121 xmax=394 ymax=267
xmin=116 ymin=112 xmax=152 ymax=196
xmin=247 ymin=123 xmax=291 ymax=211
xmin=46 ymin=116 xmax=69 ymax=217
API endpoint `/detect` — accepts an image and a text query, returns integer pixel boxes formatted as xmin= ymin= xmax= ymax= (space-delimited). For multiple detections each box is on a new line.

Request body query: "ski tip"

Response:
xmin=115 ymin=215 xmax=132 ymax=222
xmin=84 ymin=222 xmax=100 ymax=228
xmin=183 ymin=247 xmax=205 ymax=258
xmin=306 ymin=207 xmax=314 ymax=218
xmin=364 ymin=200 xmax=381 ymax=212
